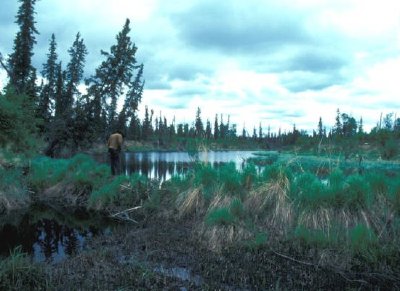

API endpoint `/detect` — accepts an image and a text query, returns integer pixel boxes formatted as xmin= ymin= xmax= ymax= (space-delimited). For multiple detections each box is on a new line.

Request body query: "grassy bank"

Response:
xmin=1 ymin=152 xmax=400 ymax=288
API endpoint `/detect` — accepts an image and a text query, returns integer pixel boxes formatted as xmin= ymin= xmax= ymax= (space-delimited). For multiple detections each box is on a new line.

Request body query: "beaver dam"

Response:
xmin=1 ymin=152 xmax=400 ymax=289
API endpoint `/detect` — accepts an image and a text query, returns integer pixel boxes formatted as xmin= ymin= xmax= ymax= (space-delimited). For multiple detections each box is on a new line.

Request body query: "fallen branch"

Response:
xmin=272 ymin=250 xmax=314 ymax=266
xmin=110 ymin=206 xmax=142 ymax=218
xmin=109 ymin=205 xmax=142 ymax=223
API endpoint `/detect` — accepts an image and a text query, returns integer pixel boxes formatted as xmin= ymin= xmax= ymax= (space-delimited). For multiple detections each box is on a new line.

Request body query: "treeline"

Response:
xmin=1 ymin=0 xmax=399 ymax=159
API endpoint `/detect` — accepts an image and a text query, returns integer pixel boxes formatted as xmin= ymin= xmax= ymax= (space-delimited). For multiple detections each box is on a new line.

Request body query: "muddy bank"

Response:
xmin=43 ymin=216 xmax=399 ymax=290
xmin=1 ymin=202 xmax=399 ymax=289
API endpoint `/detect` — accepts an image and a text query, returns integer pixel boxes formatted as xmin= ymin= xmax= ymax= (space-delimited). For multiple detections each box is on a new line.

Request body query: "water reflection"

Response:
xmin=0 ymin=210 xmax=110 ymax=263
xmin=105 ymin=151 xmax=258 ymax=181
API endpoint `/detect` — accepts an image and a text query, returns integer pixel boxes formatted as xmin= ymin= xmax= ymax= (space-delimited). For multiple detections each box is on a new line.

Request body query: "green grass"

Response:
xmin=0 ymin=246 xmax=48 ymax=290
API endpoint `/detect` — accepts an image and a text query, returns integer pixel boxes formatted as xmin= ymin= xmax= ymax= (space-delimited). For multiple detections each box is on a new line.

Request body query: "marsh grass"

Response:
xmin=0 ymin=167 xmax=30 ymax=212
xmin=170 ymin=158 xmax=400 ymax=278
xmin=0 ymin=246 xmax=47 ymax=290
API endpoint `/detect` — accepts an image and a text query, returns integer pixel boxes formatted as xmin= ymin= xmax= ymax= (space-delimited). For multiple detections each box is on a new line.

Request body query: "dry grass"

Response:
xmin=297 ymin=207 xmax=334 ymax=234
xmin=0 ymin=189 xmax=30 ymax=213
xmin=176 ymin=187 xmax=205 ymax=218
xmin=199 ymin=224 xmax=253 ymax=252
xmin=245 ymin=174 xmax=294 ymax=236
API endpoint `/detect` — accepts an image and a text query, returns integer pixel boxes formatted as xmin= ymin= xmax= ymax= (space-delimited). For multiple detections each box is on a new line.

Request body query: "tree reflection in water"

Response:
xmin=1 ymin=212 xmax=106 ymax=263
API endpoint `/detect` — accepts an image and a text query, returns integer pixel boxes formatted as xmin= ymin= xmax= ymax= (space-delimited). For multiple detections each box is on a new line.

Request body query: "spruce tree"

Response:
xmin=205 ymin=119 xmax=212 ymax=139
xmin=65 ymin=32 xmax=87 ymax=114
xmin=38 ymin=34 xmax=58 ymax=129
xmin=194 ymin=107 xmax=204 ymax=137
xmin=214 ymin=114 xmax=219 ymax=139
xmin=318 ymin=117 xmax=324 ymax=138
xmin=8 ymin=0 xmax=39 ymax=95
xmin=87 ymin=19 xmax=138 ymax=135
xmin=117 ymin=64 xmax=144 ymax=132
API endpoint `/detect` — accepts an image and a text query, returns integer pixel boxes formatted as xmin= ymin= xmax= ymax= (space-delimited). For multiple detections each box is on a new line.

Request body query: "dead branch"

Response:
xmin=110 ymin=206 xmax=142 ymax=217
xmin=272 ymin=250 xmax=314 ymax=266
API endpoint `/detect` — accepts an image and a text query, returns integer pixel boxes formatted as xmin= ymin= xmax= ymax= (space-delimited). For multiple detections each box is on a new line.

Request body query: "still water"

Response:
xmin=0 ymin=207 xmax=114 ymax=263
xmin=105 ymin=150 xmax=260 ymax=180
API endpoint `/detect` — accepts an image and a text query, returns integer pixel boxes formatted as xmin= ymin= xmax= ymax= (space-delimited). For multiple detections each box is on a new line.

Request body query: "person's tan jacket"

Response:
xmin=107 ymin=133 xmax=123 ymax=150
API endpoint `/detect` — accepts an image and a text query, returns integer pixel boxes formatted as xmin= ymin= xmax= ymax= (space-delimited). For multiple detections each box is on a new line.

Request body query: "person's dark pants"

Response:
xmin=109 ymin=148 xmax=120 ymax=175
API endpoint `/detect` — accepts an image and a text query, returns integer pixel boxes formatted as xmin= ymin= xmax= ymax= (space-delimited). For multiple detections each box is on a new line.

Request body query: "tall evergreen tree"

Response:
xmin=65 ymin=33 xmax=87 ymax=113
xmin=194 ymin=107 xmax=204 ymax=137
xmin=317 ymin=117 xmax=324 ymax=138
xmin=358 ymin=117 xmax=364 ymax=134
xmin=87 ymin=19 xmax=138 ymax=135
xmin=205 ymin=119 xmax=212 ymax=139
xmin=38 ymin=34 xmax=58 ymax=129
xmin=214 ymin=114 xmax=219 ymax=139
xmin=8 ymin=0 xmax=39 ymax=95
xmin=117 ymin=64 xmax=144 ymax=132
xmin=334 ymin=108 xmax=342 ymax=136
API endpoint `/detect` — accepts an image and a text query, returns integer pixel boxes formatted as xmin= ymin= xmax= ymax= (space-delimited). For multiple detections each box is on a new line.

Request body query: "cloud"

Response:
xmin=173 ymin=0 xmax=310 ymax=54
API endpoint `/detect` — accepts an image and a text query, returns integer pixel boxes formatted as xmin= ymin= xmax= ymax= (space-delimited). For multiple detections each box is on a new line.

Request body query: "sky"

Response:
xmin=1 ymin=0 xmax=399 ymax=134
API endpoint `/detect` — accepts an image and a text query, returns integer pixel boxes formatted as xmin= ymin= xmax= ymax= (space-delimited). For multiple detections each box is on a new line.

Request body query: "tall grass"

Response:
xmin=0 ymin=246 xmax=47 ymax=289
xmin=169 ymin=158 xmax=400 ymax=274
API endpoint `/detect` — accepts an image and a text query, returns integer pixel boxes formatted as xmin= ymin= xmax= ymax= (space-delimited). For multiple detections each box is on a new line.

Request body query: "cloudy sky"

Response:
xmin=1 ymin=0 xmax=399 ymax=133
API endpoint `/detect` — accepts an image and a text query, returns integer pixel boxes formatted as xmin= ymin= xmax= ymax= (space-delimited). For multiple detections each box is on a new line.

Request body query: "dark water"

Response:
xmin=0 ymin=206 xmax=114 ymax=263
xmin=99 ymin=150 xmax=259 ymax=180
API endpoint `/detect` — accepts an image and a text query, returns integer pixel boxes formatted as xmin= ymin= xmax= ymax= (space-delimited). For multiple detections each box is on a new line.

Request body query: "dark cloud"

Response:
xmin=173 ymin=1 xmax=310 ymax=54
xmin=287 ymin=49 xmax=348 ymax=73
xmin=172 ymin=86 xmax=208 ymax=97
xmin=281 ymin=71 xmax=346 ymax=93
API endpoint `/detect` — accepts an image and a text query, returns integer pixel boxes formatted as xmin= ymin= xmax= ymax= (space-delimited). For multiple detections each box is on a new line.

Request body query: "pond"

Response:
xmin=0 ymin=206 xmax=116 ymax=263
xmin=97 ymin=150 xmax=260 ymax=180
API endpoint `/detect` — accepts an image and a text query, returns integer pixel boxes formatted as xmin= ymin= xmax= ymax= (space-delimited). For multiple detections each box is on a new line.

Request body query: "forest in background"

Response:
xmin=1 ymin=0 xmax=400 ymax=160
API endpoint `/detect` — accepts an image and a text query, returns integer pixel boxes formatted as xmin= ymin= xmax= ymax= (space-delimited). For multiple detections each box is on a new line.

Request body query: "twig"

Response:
xmin=110 ymin=206 xmax=142 ymax=217
xmin=272 ymin=250 xmax=314 ymax=266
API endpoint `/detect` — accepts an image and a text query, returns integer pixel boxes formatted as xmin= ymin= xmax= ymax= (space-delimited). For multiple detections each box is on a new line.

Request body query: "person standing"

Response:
xmin=107 ymin=130 xmax=124 ymax=175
